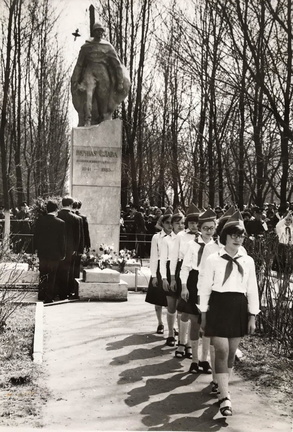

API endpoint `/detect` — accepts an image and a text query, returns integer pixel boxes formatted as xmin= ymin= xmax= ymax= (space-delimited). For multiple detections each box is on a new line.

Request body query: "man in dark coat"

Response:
xmin=56 ymin=196 xmax=81 ymax=299
xmin=70 ymin=201 xmax=85 ymax=290
xmin=129 ymin=203 xmax=146 ymax=257
xmin=246 ymin=206 xmax=267 ymax=237
xmin=72 ymin=200 xmax=91 ymax=280
xmin=34 ymin=200 xmax=66 ymax=304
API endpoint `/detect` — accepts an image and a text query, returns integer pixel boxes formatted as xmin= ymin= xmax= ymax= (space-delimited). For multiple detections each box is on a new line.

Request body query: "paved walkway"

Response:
xmin=39 ymin=292 xmax=291 ymax=431
xmin=0 ymin=292 xmax=290 ymax=432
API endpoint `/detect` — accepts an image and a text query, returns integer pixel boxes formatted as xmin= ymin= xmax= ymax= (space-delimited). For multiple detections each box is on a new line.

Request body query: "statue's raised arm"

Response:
xmin=71 ymin=22 xmax=131 ymax=127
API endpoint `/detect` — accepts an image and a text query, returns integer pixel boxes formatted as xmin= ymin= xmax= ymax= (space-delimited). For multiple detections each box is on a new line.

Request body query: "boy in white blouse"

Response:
xmin=200 ymin=210 xmax=259 ymax=417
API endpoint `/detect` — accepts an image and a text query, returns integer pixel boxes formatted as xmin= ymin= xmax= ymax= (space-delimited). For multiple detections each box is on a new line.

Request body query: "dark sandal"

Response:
xmin=210 ymin=381 xmax=218 ymax=394
xmin=188 ymin=362 xmax=199 ymax=374
xmin=184 ymin=346 xmax=192 ymax=359
xmin=166 ymin=336 xmax=176 ymax=347
xmin=156 ymin=324 xmax=164 ymax=334
xmin=199 ymin=360 xmax=212 ymax=374
xmin=219 ymin=397 xmax=232 ymax=417
xmin=174 ymin=344 xmax=185 ymax=358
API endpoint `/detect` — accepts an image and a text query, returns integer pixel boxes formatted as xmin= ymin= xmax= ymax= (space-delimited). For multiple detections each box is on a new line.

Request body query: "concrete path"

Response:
xmin=1 ymin=292 xmax=290 ymax=432
xmin=37 ymin=292 xmax=291 ymax=432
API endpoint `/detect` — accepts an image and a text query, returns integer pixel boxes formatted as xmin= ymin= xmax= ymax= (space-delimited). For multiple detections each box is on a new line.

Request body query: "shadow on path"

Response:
xmin=125 ymin=371 xmax=199 ymax=406
xmin=141 ymin=391 xmax=227 ymax=431
xmin=106 ymin=333 xmax=161 ymax=351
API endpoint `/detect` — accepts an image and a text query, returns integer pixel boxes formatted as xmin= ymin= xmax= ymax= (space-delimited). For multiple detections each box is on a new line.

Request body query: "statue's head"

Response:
xmin=92 ymin=22 xmax=105 ymax=35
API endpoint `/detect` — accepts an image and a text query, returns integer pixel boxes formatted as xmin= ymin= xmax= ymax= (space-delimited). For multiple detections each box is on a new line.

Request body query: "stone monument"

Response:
xmin=70 ymin=21 xmax=130 ymax=254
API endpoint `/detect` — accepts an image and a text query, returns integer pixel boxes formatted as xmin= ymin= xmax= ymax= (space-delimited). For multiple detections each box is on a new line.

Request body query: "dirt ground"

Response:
xmin=0 ymin=291 xmax=291 ymax=432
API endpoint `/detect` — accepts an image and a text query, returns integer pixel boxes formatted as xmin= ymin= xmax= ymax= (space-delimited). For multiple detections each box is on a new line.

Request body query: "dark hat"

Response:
xmin=172 ymin=207 xmax=184 ymax=217
xmin=220 ymin=205 xmax=236 ymax=222
xmin=185 ymin=203 xmax=200 ymax=222
xmin=163 ymin=207 xmax=173 ymax=216
xmin=223 ymin=210 xmax=245 ymax=230
xmin=172 ymin=207 xmax=184 ymax=222
xmin=199 ymin=208 xmax=216 ymax=223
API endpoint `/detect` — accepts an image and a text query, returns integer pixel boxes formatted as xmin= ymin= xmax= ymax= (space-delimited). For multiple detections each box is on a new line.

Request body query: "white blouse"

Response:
xmin=169 ymin=230 xmax=196 ymax=275
xmin=198 ymin=247 xmax=260 ymax=315
xmin=180 ymin=236 xmax=214 ymax=285
xmin=159 ymin=231 xmax=178 ymax=279
xmin=275 ymin=219 xmax=293 ymax=245
xmin=149 ymin=230 xmax=168 ymax=277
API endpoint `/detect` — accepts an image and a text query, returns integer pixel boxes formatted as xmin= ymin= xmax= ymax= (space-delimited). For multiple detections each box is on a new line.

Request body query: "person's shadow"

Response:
xmin=141 ymin=388 xmax=227 ymax=431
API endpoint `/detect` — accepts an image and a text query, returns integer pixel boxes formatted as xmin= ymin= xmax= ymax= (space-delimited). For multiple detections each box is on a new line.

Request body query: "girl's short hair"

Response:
xmin=220 ymin=225 xmax=245 ymax=245
xmin=184 ymin=215 xmax=198 ymax=229
xmin=161 ymin=213 xmax=172 ymax=224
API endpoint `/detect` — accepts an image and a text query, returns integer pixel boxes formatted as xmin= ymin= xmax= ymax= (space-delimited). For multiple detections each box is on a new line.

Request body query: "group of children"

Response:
xmin=145 ymin=203 xmax=260 ymax=418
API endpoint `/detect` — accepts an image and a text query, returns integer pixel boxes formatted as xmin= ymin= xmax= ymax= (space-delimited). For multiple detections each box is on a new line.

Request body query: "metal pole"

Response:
xmin=134 ymin=267 xmax=138 ymax=292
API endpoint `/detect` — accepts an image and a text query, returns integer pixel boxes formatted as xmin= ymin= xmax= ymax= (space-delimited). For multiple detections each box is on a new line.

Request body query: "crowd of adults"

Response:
xmin=119 ymin=201 xmax=293 ymax=258
xmin=0 ymin=197 xmax=91 ymax=304
xmin=0 ymin=201 xmax=34 ymax=252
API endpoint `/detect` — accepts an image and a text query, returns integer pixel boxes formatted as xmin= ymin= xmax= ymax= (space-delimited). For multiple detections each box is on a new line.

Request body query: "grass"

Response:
xmin=0 ymin=303 xmax=48 ymax=428
xmin=235 ymin=332 xmax=293 ymax=416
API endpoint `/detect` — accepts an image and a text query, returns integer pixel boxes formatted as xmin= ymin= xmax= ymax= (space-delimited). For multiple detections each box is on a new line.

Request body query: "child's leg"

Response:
xmin=201 ymin=335 xmax=210 ymax=361
xmin=210 ymin=343 xmax=218 ymax=391
xmin=155 ymin=305 xmax=164 ymax=333
xmin=212 ymin=336 xmax=229 ymax=399
xmin=175 ymin=312 xmax=189 ymax=355
xmin=166 ymin=296 xmax=177 ymax=338
xmin=189 ymin=314 xmax=201 ymax=372
xmin=198 ymin=335 xmax=212 ymax=374
xmin=176 ymin=312 xmax=181 ymax=337
xmin=228 ymin=337 xmax=241 ymax=382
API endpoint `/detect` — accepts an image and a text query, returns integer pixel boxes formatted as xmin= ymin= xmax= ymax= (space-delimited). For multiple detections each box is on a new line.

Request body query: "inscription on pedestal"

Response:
xmin=73 ymin=147 xmax=121 ymax=186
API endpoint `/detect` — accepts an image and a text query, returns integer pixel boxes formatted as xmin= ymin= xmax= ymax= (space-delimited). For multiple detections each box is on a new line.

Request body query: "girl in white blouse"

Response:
xmin=145 ymin=208 xmax=173 ymax=334
xmin=177 ymin=209 xmax=216 ymax=373
xmin=160 ymin=209 xmax=185 ymax=346
xmin=200 ymin=210 xmax=259 ymax=417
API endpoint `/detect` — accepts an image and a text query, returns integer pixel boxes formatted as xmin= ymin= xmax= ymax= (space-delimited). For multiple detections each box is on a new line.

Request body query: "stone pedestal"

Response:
xmin=77 ymin=268 xmax=128 ymax=301
xmin=70 ymin=119 xmax=122 ymax=252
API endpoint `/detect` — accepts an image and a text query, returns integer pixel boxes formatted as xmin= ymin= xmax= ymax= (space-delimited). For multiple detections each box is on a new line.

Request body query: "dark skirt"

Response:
xmin=177 ymin=269 xmax=200 ymax=315
xmin=145 ymin=261 xmax=167 ymax=307
xmin=165 ymin=261 xmax=181 ymax=298
xmin=205 ymin=291 xmax=248 ymax=338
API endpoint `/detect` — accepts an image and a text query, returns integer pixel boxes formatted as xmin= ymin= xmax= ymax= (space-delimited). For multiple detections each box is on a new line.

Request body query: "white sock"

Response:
xmin=167 ymin=311 xmax=176 ymax=337
xmin=201 ymin=336 xmax=210 ymax=362
xmin=177 ymin=313 xmax=181 ymax=335
xmin=190 ymin=340 xmax=199 ymax=363
xmin=216 ymin=373 xmax=229 ymax=400
xmin=179 ymin=320 xmax=189 ymax=346
xmin=228 ymin=367 xmax=233 ymax=382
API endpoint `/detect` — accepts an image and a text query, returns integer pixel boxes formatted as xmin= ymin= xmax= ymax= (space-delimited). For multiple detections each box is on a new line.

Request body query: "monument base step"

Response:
xmin=77 ymin=279 xmax=128 ymax=301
